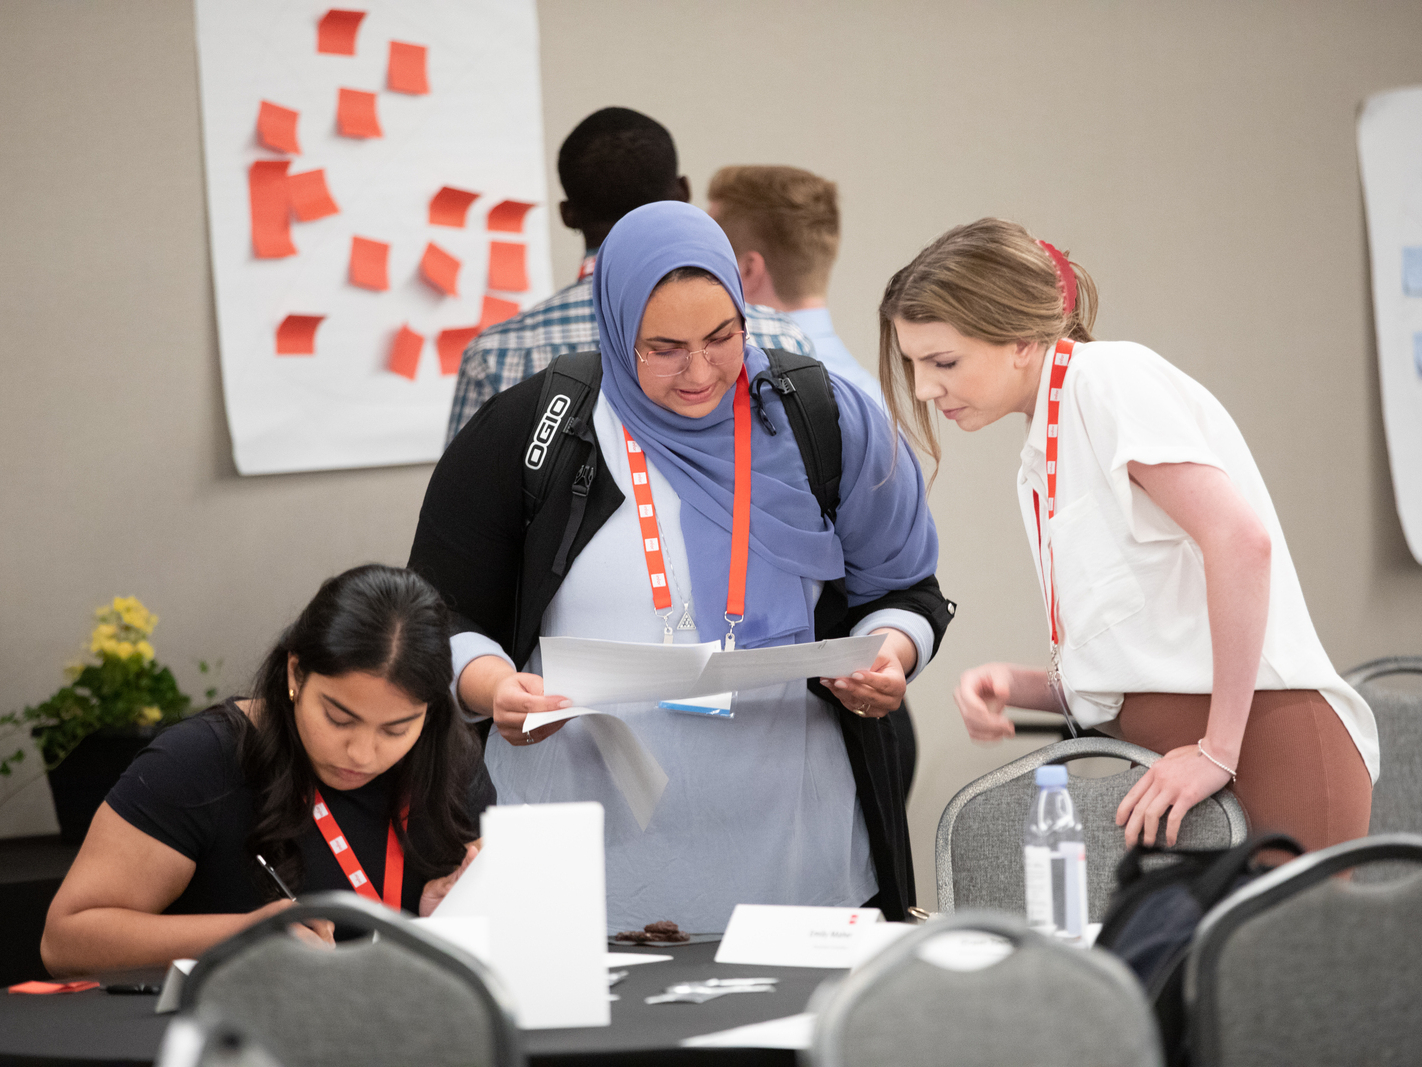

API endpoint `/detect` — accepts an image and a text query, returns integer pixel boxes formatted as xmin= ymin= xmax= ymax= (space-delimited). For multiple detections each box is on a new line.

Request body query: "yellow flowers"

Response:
xmin=88 ymin=597 xmax=159 ymax=663
xmin=138 ymin=706 xmax=163 ymax=725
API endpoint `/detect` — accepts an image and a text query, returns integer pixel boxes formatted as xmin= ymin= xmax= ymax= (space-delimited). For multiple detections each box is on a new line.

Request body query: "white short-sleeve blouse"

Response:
xmin=1017 ymin=341 xmax=1379 ymax=781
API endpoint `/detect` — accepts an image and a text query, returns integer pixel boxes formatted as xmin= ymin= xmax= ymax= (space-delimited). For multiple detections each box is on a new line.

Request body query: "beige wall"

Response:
xmin=2 ymin=1 xmax=1420 ymax=903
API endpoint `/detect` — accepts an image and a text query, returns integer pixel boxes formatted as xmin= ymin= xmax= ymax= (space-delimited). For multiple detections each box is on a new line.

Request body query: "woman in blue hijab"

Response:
xmin=410 ymin=202 xmax=952 ymax=928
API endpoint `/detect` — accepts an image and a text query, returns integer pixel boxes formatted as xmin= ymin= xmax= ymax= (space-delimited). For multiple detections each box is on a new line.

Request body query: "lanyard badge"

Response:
xmin=623 ymin=368 xmax=753 ymax=651
xmin=1032 ymin=338 xmax=1078 ymax=733
xmin=311 ymin=789 xmax=407 ymax=910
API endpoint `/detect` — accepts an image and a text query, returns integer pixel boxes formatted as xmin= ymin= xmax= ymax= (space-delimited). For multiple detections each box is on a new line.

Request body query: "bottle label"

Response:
xmin=1023 ymin=845 xmax=1054 ymax=932
xmin=1060 ymin=840 xmax=1088 ymax=939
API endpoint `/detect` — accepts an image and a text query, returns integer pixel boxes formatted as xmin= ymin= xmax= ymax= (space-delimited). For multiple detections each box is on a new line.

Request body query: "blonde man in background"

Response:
xmin=708 ymin=166 xmax=884 ymax=407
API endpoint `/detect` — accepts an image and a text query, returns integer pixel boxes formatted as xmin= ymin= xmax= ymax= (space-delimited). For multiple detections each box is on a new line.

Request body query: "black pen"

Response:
xmin=256 ymin=853 xmax=296 ymax=900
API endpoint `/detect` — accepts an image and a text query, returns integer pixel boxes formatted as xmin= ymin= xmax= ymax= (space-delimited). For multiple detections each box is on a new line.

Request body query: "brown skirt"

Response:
xmin=1115 ymin=690 xmax=1372 ymax=853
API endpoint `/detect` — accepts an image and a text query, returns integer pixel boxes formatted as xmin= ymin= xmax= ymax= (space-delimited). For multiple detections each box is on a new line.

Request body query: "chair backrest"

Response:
xmin=157 ymin=1016 xmax=284 ymax=1067
xmin=1344 ymin=656 xmax=1422 ymax=835
xmin=936 ymin=738 xmax=1249 ymax=919
xmin=181 ymin=892 xmax=523 ymax=1067
xmin=808 ymin=910 xmax=1163 ymax=1067
xmin=1185 ymin=833 xmax=1422 ymax=1067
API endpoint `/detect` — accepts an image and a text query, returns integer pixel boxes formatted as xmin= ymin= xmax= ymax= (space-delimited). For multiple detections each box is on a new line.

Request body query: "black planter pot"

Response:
xmin=46 ymin=727 xmax=161 ymax=844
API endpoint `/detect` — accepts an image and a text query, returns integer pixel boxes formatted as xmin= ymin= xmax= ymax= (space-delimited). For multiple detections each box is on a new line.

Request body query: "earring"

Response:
xmin=289 ymin=688 xmax=296 ymax=700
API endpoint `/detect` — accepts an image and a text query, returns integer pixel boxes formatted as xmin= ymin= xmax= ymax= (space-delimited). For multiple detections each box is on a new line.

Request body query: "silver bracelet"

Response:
xmin=1197 ymin=739 xmax=1237 ymax=782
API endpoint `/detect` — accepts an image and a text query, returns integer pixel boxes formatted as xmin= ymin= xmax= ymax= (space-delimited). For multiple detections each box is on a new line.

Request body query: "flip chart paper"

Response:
xmin=488 ymin=240 xmax=529 ymax=292
xmin=387 ymin=41 xmax=429 ymax=94
xmin=433 ymin=802 xmax=611 ymax=1029
xmin=348 ymin=235 xmax=389 ymax=290
xmin=388 ymin=324 xmax=424 ymax=379
xmin=437 ymin=325 xmax=480 ymax=374
xmin=480 ymin=294 xmax=521 ymax=329
xmin=428 ymin=185 xmax=480 ymax=227
xmin=275 ymin=314 xmax=324 ymax=355
xmin=337 ymin=88 xmax=382 ymax=138
xmin=257 ymin=101 xmax=300 ymax=153
xmin=288 ymin=168 xmax=340 ymax=221
xmin=421 ymin=241 xmax=460 ymax=295
xmin=195 ymin=0 xmax=553 ymax=476
xmin=714 ymin=905 xmax=886 ymax=968
xmin=248 ymin=160 xmax=295 ymax=258
xmin=1359 ymin=87 xmax=1422 ymax=563
xmin=317 ymin=8 xmax=365 ymax=55
xmin=487 ymin=198 xmax=535 ymax=233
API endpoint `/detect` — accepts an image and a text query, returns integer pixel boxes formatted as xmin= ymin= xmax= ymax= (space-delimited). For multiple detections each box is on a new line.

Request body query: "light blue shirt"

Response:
xmin=786 ymin=307 xmax=885 ymax=409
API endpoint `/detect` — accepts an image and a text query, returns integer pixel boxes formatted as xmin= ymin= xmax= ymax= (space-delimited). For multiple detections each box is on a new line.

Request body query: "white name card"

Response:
xmin=714 ymin=904 xmax=894 ymax=968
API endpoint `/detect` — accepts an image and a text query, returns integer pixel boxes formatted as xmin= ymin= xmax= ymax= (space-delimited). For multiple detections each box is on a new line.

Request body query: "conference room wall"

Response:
xmin=1 ymin=1 xmax=1419 ymax=905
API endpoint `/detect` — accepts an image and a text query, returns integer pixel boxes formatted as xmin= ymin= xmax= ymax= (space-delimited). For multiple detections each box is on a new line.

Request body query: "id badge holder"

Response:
xmin=658 ymin=692 xmax=736 ymax=719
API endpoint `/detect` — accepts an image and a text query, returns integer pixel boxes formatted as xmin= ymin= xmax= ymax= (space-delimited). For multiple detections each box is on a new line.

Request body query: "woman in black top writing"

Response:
xmin=42 ymin=564 xmax=483 ymax=976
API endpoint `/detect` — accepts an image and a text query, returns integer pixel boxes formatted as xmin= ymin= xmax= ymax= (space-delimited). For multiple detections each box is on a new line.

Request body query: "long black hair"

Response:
xmin=222 ymin=564 xmax=476 ymax=892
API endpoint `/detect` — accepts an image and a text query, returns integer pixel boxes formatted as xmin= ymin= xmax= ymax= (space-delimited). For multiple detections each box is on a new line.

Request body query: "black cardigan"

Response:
xmin=408 ymin=366 xmax=955 ymax=918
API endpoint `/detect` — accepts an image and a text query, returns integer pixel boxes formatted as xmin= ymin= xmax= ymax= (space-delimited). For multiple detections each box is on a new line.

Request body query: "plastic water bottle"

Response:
xmin=1023 ymin=765 xmax=1088 ymax=940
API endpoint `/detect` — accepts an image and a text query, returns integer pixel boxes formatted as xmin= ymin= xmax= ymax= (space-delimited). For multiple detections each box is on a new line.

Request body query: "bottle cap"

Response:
xmin=1034 ymin=765 xmax=1068 ymax=787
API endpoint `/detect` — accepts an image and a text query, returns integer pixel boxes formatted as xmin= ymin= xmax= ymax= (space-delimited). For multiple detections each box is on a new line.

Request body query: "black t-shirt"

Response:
xmin=105 ymin=702 xmax=431 ymax=915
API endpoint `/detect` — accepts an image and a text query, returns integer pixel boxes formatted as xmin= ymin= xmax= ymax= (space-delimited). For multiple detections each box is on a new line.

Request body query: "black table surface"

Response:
xmin=0 ymin=940 xmax=839 ymax=1067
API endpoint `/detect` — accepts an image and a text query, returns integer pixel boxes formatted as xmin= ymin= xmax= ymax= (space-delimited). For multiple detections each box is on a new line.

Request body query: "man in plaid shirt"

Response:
xmin=445 ymin=108 xmax=812 ymax=446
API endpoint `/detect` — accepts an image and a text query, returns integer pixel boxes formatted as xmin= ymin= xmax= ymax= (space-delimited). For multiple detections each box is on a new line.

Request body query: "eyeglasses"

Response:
xmin=635 ymin=331 xmax=747 ymax=378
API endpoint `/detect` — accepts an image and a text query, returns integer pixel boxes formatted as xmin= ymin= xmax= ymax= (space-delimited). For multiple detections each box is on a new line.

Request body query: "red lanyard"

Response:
xmin=577 ymin=253 xmax=597 ymax=281
xmin=311 ymin=789 xmax=406 ymax=910
xmin=622 ymin=368 xmax=752 ymax=650
xmin=1031 ymin=338 xmax=1076 ymax=651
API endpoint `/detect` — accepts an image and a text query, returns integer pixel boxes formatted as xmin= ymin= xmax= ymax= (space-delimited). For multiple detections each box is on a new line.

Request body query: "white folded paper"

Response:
xmin=432 ymin=802 xmax=610 ymax=1029
xmin=681 ymin=1012 xmax=817 ymax=1050
xmin=715 ymin=904 xmax=908 ymax=969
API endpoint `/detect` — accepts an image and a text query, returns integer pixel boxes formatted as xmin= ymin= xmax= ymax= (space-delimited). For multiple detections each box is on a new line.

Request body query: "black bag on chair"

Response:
xmin=1095 ymin=833 xmax=1304 ymax=1066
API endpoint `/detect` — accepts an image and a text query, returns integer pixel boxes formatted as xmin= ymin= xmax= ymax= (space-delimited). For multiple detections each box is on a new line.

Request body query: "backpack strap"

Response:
xmin=749 ymin=348 xmax=843 ymax=522
xmin=521 ymin=351 xmax=603 ymax=576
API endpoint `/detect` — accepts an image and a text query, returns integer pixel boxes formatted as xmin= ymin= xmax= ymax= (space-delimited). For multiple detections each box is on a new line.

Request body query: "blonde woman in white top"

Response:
xmin=878 ymin=218 xmax=1376 ymax=852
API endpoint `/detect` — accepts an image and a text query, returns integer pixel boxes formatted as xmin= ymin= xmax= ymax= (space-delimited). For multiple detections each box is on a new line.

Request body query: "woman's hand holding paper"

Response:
xmin=419 ymin=840 xmax=482 ymax=917
xmin=821 ymin=628 xmax=915 ymax=719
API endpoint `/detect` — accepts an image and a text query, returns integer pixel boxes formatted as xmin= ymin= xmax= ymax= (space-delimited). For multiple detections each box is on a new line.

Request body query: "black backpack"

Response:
xmin=521 ymin=348 xmax=844 ymax=576
xmin=1095 ymin=833 xmax=1305 ymax=1066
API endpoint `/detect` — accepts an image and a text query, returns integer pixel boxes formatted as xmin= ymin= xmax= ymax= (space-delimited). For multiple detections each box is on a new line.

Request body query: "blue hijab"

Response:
xmin=593 ymin=201 xmax=938 ymax=648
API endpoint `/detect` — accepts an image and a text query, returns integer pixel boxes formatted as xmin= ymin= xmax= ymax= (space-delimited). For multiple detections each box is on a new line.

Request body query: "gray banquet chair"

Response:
xmin=1185 ymin=833 xmax=1422 ymax=1067
xmin=1344 ymin=656 xmax=1422 ymax=835
xmin=179 ymin=891 xmax=523 ymax=1067
xmin=936 ymin=738 xmax=1248 ymax=920
xmin=807 ymin=910 xmax=1163 ymax=1067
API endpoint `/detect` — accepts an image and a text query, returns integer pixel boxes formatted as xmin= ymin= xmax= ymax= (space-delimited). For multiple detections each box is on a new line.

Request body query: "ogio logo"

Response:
xmin=525 ymin=394 xmax=571 ymax=470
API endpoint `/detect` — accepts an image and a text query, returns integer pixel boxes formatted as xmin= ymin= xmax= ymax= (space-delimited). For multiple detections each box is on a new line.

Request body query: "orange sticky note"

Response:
xmin=389 ymin=325 xmax=424 ymax=380
xmin=486 ymin=199 xmax=536 ymax=234
xmin=348 ymin=237 xmax=389 ymax=291
xmin=437 ymin=326 xmax=481 ymax=375
xmin=276 ymin=314 xmax=325 ymax=355
xmin=8 ymin=980 xmax=100 ymax=994
xmin=248 ymin=160 xmax=296 ymax=258
xmin=428 ymin=186 xmax=480 ymax=228
xmin=487 ymin=241 xmax=529 ymax=292
xmin=288 ymin=169 xmax=340 ymax=222
xmin=420 ymin=242 xmax=460 ymax=296
xmin=337 ymin=88 xmax=382 ymax=139
xmin=317 ymin=9 xmax=365 ymax=55
xmin=388 ymin=41 xmax=429 ymax=94
xmin=479 ymin=295 xmax=521 ymax=330
xmin=257 ymin=101 xmax=300 ymax=154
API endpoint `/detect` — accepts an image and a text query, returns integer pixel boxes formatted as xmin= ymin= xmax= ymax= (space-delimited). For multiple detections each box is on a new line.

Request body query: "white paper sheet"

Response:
xmin=530 ymin=634 xmax=885 ymax=723
xmin=192 ymin=0 xmax=553 ymax=475
xmin=714 ymin=904 xmax=889 ymax=968
xmin=432 ymin=802 xmax=610 ymax=1029
xmin=681 ymin=1013 xmax=816 ymax=1050
xmin=578 ymin=713 xmax=668 ymax=831
xmin=605 ymin=953 xmax=674 ymax=967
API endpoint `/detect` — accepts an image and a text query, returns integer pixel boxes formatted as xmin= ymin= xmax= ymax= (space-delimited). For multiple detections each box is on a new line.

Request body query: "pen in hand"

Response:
xmin=256 ymin=853 xmax=296 ymax=901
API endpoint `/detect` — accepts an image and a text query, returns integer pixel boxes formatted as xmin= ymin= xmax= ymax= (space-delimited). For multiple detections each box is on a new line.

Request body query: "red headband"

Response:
xmin=1036 ymin=239 xmax=1077 ymax=317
